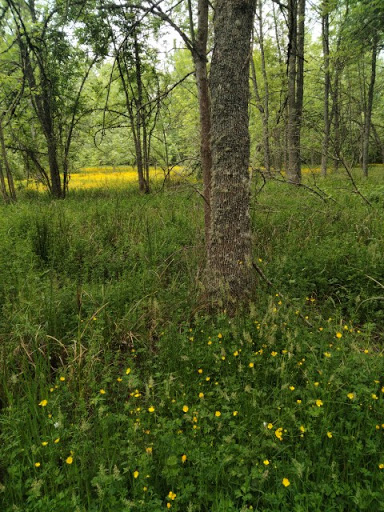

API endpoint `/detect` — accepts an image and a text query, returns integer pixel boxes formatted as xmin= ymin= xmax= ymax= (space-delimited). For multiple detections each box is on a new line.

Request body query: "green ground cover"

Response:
xmin=1 ymin=168 xmax=384 ymax=511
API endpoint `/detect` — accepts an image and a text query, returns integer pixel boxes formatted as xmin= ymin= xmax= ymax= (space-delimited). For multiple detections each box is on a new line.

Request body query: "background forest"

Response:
xmin=1 ymin=1 xmax=384 ymax=511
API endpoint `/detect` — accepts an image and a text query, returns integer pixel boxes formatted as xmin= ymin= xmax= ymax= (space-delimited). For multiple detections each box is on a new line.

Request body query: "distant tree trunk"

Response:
xmin=134 ymin=32 xmax=150 ymax=193
xmin=0 ymin=119 xmax=16 ymax=201
xmin=190 ymin=0 xmax=212 ymax=246
xmin=371 ymin=123 xmax=384 ymax=164
xmin=0 ymin=160 xmax=10 ymax=203
xmin=321 ymin=1 xmax=330 ymax=176
xmin=207 ymin=0 xmax=255 ymax=305
xmin=252 ymin=0 xmax=271 ymax=174
xmin=362 ymin=39 xmax=378 ymax=177
xmin=287 ymin=0 xmax=305 ymax=184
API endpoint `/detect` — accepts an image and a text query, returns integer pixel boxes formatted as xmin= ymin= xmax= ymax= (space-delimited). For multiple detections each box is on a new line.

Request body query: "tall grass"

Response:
xmin=1 ymin=168 xmax=384 ymax=511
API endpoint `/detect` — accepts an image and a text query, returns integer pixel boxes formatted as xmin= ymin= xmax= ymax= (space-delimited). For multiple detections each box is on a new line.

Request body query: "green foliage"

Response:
xmin=1 ymin=173 xmax=384 ymax=510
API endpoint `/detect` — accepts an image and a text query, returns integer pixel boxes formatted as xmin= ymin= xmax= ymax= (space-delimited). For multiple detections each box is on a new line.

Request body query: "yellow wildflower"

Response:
xmin=66 ymin=456 xmax=73 ymax=464
xmin=289 ymin=386 xmax=295 ymax=391
xmin=35 ymin=462 xmax=41 ymax=468
xmin=181 ymin=454 xmax=187 ymax=463
xmin=336 ymin=332 xmax=342 ymax=339
xmin=327 ymin=432 xmax=333 ymax=438
xmin=215 ymin=411 xmax=221 ymax=417
xmin=249 ymin=362 xmax=254 ymax=368
xmin=315 ymin=399 xmax=323 ymax=407
xmin=126 ymin=368 xmax=131 ymax=375
xmin=133 ymin=471 xmax=139 ymax=479
xmin=267 ymin=423 xmax=273 ymax=429
xmin=271 ymin=351 xmax=278 ymax=357
xmin=60 ymin=376 xmax=65 ymax=382
xmin=182 ymin=405 xmax=189 ymax=413
xmin=41 ymin=441 xmax=48 ymax=446
xmin=39 ymin=400 xmax=48 ymax=407
xmin=347 ymin=393 xmax=355 ymax=400
xmin=263 ymin=459 xmax=270 ymax=465
xmin=100 ymin=389 xmax=106 ymax=395
xmin=275 ymin=427 xmax=283 ymax=441
xmin=148 ymin=406 xmax=155 ymax=413
xmin=282 ymin=478 xmax=290 ymax=487
xmin=168 ymin=491 xmax=176 ymax=500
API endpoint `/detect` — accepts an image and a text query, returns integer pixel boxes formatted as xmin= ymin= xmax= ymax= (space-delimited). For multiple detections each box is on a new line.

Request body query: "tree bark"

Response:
xmin=252 ymin=0 xmax=271 ymax=174
xmin=0 ymin=119 xmax=16 ymax=201
xmin=206 ymin=0 xmax=255 ymax=306
xmin=190 ymin=0 xmax=212 ymax=247
xmin=321 ymin=1 xmax=330 ymax=176
xmin=0 ymin=160 xmax=10 ymax=203
xmin=286 ymin=0 xmax=305 ymax=184
xmin=362 ymin=39 xmax=378 ymax=177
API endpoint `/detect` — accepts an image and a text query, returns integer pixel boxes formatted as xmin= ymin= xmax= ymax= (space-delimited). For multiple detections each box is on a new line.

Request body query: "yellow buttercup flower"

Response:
xmin=148 ymin=406 xmax=155 ymax=413
xmin=282 ymin=478 xmax=290 ymax=487
xmin=168 ymin=491 xmax=176 ymax=500
xmin=336 ymin=332 xmax=342 ymax=339
xmin=126 ymin=368 xmax=131 ymax=375
xmin=199 ymin=392 xmax=204 ymax=398
xmin=182 ymin=405 xmax=189 ymax=413
xmin=41 ymin=441 xmax=48 ymax=446
xmin=181 ymin=454 xmax=187 ymax=463
xmin=327 ymin=432 xmax=333 ymax=438
xmin=66 ymin=456 xmax=73 ymax=464
xmin=99 ymin=389 xmax=106 ymax=394
xmin=133 ymin=470 xmax=139 ymax=479
xmin=263 ymin=459 xmax=270 ymax=465
xmin=289 ymin=386 xmax=295 ymax=391
xmin=35 ymin=462 xmax=41 ymax=468
xmin=39 ymin=400 xmax=48 ymax=407
xmin=249 ymin=362 xmax=254 ymax=368
xmin=215 ymin=411 xmax=221 ymax=417
xmin=347 ymin=393 xmax=355 ymax=400
xmin=275 ymin=427 xmax=283 ymax=441
xmin=60 ymin=376 xmax=65 ymax=382
xmin=315 ymin=399 xmax=323 ymax=407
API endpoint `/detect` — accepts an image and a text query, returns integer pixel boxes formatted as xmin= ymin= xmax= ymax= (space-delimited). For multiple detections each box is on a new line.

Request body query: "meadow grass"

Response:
xmin=1 ymin=166 xmax=384 ymax=511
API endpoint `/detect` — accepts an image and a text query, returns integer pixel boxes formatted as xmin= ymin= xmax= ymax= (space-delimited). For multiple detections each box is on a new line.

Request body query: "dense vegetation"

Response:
xmin=1 ymin=168 xmax=384 ymax=511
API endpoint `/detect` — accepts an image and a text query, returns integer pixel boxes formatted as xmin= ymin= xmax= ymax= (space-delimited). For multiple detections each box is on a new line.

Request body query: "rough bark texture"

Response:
xmin=206 ymin=0 xmax=255 ymax=305
xmin=362 ymin=40 xmax=378 ymax=177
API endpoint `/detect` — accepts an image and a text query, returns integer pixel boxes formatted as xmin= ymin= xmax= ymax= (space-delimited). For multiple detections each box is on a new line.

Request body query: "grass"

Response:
xmin=1 ymin=166 xmax=384 ymax=511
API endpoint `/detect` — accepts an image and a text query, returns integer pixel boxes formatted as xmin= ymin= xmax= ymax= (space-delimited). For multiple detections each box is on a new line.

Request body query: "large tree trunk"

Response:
xmin=362 ymin=39 xmax=378 ymax=177
xmin=321 ymin=1 xmax=330 ymax=176
xmin=190 ymin=0 xmax=212 ymax=247
xmin=206 ymin=0 xmax=255 ymax=305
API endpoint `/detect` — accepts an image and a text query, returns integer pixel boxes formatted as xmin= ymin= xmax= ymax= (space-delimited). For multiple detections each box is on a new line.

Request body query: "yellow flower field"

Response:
xmin=22 ymin=166 xmax=184 ymax=191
